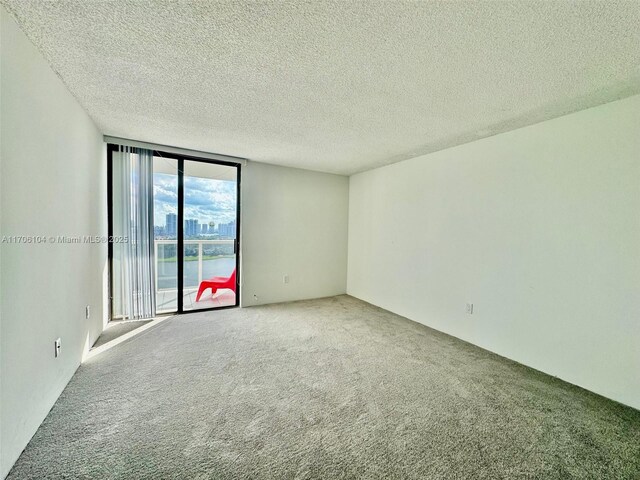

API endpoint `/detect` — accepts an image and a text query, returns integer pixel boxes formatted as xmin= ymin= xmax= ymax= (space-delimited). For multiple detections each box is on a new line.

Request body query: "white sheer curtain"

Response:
xmin=112 ymin=146 xmax=156 ymax=319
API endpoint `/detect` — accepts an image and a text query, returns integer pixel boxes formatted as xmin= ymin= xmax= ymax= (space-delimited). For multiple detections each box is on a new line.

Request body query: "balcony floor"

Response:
xmin=157 ymin=287 xmax=236 ymax=313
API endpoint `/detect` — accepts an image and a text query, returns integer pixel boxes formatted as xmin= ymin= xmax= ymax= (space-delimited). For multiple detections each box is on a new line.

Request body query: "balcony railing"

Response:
xmin=154 ymin=239 xmax=235 ymax=291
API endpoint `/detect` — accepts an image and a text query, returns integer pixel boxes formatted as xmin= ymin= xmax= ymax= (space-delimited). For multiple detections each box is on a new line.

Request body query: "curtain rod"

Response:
xmin=104 ymin=136 xmax=248 ymax=165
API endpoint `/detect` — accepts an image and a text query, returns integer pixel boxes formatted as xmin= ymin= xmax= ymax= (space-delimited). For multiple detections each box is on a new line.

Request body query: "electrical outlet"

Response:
xmin=283 ymin=274 xmax=289 ymax=284
xmin=86 ymin=305 xmax=91 ymax=319
xmin=465 ymin=303 xmax=474 ymax=314
xmin=54 ymin=338 xmax=61 ymax=358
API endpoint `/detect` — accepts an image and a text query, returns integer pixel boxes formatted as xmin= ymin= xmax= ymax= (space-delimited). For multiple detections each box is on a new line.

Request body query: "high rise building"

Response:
xmin=218 ymin=220 xmax=236 ymax=238
xmin=185 ymin=219 xmax=198 ymax=237
xmin=165 ymin=213 xmax=177 ymax=237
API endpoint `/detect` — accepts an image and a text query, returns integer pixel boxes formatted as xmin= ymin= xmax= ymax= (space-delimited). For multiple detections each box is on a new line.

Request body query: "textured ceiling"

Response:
xmin=3 ymin=1 xmax=640 ymax=175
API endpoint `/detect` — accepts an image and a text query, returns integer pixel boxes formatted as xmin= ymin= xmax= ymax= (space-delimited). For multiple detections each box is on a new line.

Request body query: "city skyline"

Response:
xmin=155 ymin=213 xmax=236 ymax=239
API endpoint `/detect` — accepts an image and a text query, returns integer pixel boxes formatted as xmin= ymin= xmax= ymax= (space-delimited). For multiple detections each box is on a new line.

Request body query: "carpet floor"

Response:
xmin=7 ymin=295 xmax=640 ymax=479
xmin=92 ymin=320 xmax=153 ymax=348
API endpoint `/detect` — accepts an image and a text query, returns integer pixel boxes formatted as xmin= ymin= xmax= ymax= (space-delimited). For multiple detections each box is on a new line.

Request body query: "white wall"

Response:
xmin=241 ymin=161 xmax=348 ymax=306
xmin=0 ymin=7 xmax=107 ymax=477
xmin=348 ymin=95 xmax=640 ymax=410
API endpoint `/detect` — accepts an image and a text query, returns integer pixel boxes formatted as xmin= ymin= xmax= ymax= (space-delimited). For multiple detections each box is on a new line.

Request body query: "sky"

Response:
xmin=153 ymin=173 xmax=237 ymax=227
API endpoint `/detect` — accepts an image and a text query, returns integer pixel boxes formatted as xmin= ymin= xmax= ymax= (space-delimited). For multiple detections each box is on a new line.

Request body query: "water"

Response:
xmin=157 ymin=256 xmax=236 ymax=290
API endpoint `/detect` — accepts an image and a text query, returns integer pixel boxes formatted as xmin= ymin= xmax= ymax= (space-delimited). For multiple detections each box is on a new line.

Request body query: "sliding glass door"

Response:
xmin=109 ymin=145 xmax=240 ymax=319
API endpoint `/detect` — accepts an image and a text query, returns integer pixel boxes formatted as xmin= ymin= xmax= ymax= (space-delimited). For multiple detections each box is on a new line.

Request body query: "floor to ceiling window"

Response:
xmin=109 ymin=144 xmax=240 ymax=319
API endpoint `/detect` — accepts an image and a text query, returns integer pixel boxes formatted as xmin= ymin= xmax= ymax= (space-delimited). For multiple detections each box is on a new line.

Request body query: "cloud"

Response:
xmin=153 ymin=173 xmax=236 ymax=226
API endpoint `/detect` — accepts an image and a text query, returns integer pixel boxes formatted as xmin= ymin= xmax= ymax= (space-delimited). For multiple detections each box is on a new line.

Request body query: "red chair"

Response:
xmin=195 ymin=268 xmax=236 ymax=302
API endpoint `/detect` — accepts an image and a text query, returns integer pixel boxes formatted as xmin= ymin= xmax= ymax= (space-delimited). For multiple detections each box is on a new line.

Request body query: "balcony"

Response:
xmin=155 ymin=239 xmax=236 ymax=312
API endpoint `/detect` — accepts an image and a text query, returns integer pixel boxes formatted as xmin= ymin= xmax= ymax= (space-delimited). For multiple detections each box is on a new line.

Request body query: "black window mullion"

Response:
xmin=177 ymin=157 xmax=184 ymax=313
